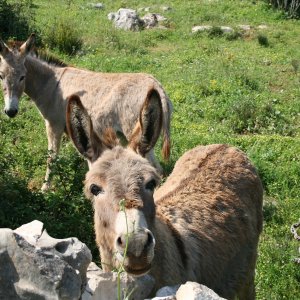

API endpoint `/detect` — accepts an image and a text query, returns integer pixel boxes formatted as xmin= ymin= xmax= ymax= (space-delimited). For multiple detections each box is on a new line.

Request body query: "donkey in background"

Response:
xmin=0 ymin=34 xmax=172 ymax=191
xmin=66 ymin=90 xmax=263 ymax=300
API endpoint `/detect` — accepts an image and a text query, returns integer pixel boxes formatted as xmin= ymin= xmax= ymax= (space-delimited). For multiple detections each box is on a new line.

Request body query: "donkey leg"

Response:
xmin=146 ymin=149 xmax=163 ymax=175
xmin=237 ymin=261 xmax=256 ymax=300
xmin=41 ymin=120 xmax=64 ymax=192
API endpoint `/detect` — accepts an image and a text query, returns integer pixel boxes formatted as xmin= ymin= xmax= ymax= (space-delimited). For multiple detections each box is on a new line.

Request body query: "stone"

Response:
xmin=142 ymin=13 xmax=158 ymax=28
xmin=108 ymin=12 xmax=115 ymax=21
xmin=192 ymin=25 xmax=212 ymax=33
xmin=176 ymin=282 xmax=226 ymax=300
xmin=155 ymin=285 xmax=180 ymax=297
xmin=220 ymin=26 xmax=233 ymax=33
xmin=192 ymin=25 xmax=233 ymax=34
xmin=238 ymin=24 xmax=251 ymax=31
xmin=141 ymin=13 xmax=168 ymax=29
xmin=109 ymin=8 xmax=143 ymax=31
xmin=88 ymin=3 xmax=104 ymax=9
xmin=154 ymin=14 xmax=167 ymax=22
xmin=82 ymin=262 xmax=155 ymax=300
xmin=0 ymin=221 xmax=92 ymax=300
xmin=36 ymin=229 xmax=92 ymax=285
xmin=257 ymin=24 xmax=268 ymax=29
xmin=13 ymin=219 xmax=43 ymax=245
xmin=161 ymin=6 xmax=172 ymax=12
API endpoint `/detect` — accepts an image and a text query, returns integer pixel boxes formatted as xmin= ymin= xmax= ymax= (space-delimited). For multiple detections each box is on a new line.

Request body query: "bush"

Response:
xmin=268 ymin=0 xmax=300 ymax=18
xmin=257 ymin=34 xmax=269 ymax=47
xmin=0 ymin=0 xmax=36 ymax=40
xmin=43 ymin=18 xmax=83 ymax=55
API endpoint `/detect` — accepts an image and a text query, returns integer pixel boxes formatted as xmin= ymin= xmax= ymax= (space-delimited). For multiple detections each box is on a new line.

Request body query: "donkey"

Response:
xmin=66 ymin=90 xmax=263 ymax=300
xmin=0 ymin=34 xmax=172 ymax=191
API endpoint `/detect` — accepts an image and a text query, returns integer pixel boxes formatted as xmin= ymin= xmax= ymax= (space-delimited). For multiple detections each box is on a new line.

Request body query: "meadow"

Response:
xmin=0 ymin=0 xmax=299 ymax=299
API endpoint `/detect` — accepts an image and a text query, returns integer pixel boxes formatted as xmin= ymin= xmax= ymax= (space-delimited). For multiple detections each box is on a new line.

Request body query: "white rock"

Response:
xmin=238 ymin=24 xmax=251 ymax=31
xmin=89 ymin=2 xmax=104 ymax=9
xmin=14 ymin=219 xmax=44 ymax=245
xmin=192 ymin=25 xmax=212 ymax=33
xmin=108 ymin=12 xmax=115 ymax=21
xmin=83 ymin=262 xmax=155 ymax=300
xmin=161 ymin=6 xmax=172 ymax=12
xmin=220 ymin=26 xmax=234 ymax=33
xmin=176 ymin=282 xmax=226 ymax=300
xmin=258 ymin=24 xmax=268 ymax=29
xmin=109 ymin=8 xmax=143 ymax=31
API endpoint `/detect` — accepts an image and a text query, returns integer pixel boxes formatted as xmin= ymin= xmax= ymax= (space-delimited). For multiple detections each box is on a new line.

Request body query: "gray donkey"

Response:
xmin=0 ymin=34 xmax=172 ymax=190
xmin=66 ymin=90 xmax=263 ymax=300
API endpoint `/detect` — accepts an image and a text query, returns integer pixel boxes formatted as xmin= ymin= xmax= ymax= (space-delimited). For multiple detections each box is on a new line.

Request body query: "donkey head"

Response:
xmin=0 ymin=33 xmax=35 ymax=118
xmin=66 ymin=89 xmax=163 ymax=276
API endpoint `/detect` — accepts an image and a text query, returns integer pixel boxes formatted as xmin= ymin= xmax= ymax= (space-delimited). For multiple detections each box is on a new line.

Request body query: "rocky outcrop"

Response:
xmin=108 ymin=8 xmax=168 ymax=31
xmin=0 ymin=221 xmax=227 ymax=299
xmin=0 ymin=220 xmax=91 ymax=299
xmin=82 ymin=262 xmax=155 ymax=300
xmin=108 ymin=8 xmax=144 ymax=31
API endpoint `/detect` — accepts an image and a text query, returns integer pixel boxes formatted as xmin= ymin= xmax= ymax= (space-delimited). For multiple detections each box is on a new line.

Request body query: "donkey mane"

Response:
xmin=5 ymin=39 xmax=67 ymax=68
xmin=35 ymin=49 xmax=68 ymax=68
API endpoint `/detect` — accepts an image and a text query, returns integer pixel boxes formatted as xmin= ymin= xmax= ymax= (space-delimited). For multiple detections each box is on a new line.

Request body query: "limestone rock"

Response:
xmin=82 ymin=262 xmax=155 ymax=300
xmin=220 ymin=26 xmax=233 ymax=33
xmin=161 ymin=6 xmax=172 ymax=12
xmin=192 ymin=25 xmax=212 ymax=33
xmin=88 ymin=3 xmax=104 ymax=9
xmin=0 ymin=221 xmax=92 ymax=300
xmin=176 ymin=282 xmax=226 ymax=300
xmin=108 ymin=8 xmax=143 ymax=31
xmin=238 ymin=24 xmax=251 ymax=31
xmin=155 ymin=285 xmax=180 ymax=297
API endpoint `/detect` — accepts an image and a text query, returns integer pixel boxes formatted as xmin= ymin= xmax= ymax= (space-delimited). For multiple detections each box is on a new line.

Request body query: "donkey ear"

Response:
xmin=19 ymin=33 xmax=35 ymax=56
xmin=66 ymin=94 xmax=104 ymax=162
xmin=129 ymin=89 xmax=163 ymax=157
xmin=0 ymin=39 xmax=9 ymax=57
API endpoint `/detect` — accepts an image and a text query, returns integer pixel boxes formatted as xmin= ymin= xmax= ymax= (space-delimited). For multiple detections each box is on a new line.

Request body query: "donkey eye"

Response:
xmin=20 ymin=76 xmax=25 ymax=82
xmin=90 ymin=184 xmax=104 ymax=196
xmin=145 ymin=179 xmax=156 ymax=192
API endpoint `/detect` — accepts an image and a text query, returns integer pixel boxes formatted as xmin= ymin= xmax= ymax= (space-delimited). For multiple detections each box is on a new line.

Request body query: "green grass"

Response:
xmin=0 ymin=1 xmax=300 ymax=299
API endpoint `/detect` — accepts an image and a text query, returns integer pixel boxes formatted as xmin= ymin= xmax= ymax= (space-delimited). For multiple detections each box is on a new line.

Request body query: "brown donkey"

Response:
xmin=66 ymin=91 xmax=263 ymax=299
xmin=0 ymin=34 xmax=172 ymax=191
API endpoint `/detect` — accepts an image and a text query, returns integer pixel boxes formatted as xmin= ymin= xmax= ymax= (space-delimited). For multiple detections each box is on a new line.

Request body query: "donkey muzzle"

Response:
xmin=115 ymin=228 xmax=155 ymax=276
xmin=4 ymin=108 xmax=18 ymax=118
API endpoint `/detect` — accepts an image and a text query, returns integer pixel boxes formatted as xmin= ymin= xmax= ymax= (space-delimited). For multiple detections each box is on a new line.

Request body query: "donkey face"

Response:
xmin=0 ymin=34 xmax=35 ymax=117
xmin=66 ymin=90 xmax=163 ymax=276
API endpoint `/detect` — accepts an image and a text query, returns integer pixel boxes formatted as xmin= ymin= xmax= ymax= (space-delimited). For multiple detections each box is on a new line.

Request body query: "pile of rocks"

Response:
xmin=0 ymin=221 xmax=225 ymax=300
xmin=108 ymin=8 xmax=168 ymax=31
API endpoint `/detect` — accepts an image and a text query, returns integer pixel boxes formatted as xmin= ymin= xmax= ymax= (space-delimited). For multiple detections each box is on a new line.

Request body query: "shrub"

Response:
xmin=268 ymin=0 xmax=300 ymax=18
xmin=257 ymin=34 xmax=269 ymax=46
xmin=43 ymin=18 xmax=83 ymax=55
xmin=208 ymin=26 xmax=224 ymax=37
xmin=0 ymin=0 xmax=36 ymax=40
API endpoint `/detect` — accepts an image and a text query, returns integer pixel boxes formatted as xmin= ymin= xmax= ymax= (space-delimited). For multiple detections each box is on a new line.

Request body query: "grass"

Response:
xmin=0 ymin=0 xmax=299 ymax=299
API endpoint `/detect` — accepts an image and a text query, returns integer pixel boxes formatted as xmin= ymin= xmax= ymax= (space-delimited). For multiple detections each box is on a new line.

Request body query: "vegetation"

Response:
xmin=0 ymin=0 xmax=299 ymax=299
xmin=268 ymin=0 xmax=300 ymax=18
xmin=0 ymin=0 xmax=36 ymax=40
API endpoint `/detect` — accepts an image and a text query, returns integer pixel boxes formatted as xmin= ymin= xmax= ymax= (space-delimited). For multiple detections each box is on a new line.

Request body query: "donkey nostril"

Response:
xmin=146 ymin=232 xmax=154 ymax=248
xmin=117 ymin=236 xmax=125 ymax=248
xmin=5 ymin=109 xmax=18 ymax=118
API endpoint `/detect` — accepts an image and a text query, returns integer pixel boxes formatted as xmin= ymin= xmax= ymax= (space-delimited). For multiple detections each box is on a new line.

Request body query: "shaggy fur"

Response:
xmin=66 ymin=92 xmax=263 ymax=300
xmin=0 ymin=34 xmax=172 ymax=190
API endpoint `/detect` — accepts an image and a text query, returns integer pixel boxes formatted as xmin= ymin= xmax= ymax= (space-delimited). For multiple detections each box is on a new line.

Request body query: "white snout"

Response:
xmin=4 ymin=96 xmax=19 ymax=118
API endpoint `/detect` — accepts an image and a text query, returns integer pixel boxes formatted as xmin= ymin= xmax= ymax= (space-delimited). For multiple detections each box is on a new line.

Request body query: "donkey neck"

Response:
xmin=149 ymin=212 xmax=188 ymax=288
xmin=24 ymin=56 xmax=64 ymax=108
